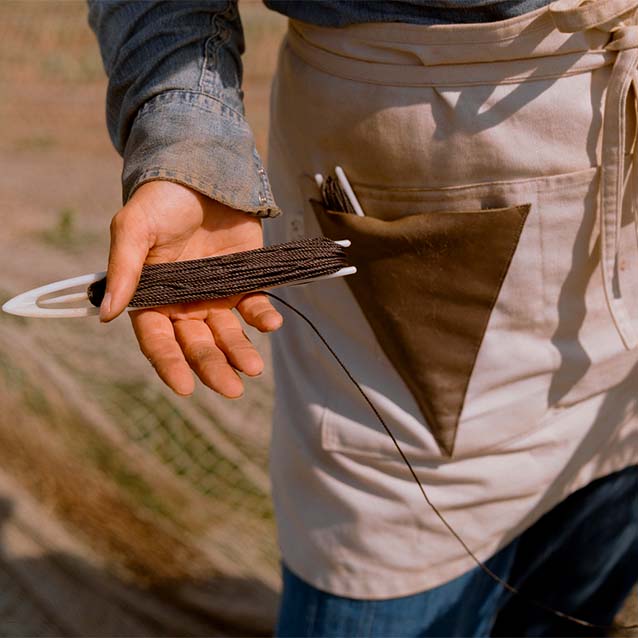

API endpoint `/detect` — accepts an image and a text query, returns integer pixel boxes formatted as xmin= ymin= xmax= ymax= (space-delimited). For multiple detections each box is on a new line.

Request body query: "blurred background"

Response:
xmin=0 ymin=1 xmax=285 ymax=635
xmin=0 ymin=1 xmax=636 ymax=636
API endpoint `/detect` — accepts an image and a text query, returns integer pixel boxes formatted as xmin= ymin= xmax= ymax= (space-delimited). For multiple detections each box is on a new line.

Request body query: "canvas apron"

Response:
xmin=264 ymin=0 xmax=638 ymax=599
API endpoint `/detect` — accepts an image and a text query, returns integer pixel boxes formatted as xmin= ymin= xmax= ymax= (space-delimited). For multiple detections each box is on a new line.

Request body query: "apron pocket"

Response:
xmin=312 ymin=166 xmax=638 ymax=461
xmin=312 ymin=199 xmax=531 ymax=457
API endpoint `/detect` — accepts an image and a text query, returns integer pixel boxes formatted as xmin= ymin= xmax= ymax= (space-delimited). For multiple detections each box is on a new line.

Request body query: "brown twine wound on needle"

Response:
xmin=87 ymin=237 xmax=348 ymax=308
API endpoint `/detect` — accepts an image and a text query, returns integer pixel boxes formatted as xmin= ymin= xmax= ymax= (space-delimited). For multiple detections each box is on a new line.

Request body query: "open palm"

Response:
xmin=100 ymin=180 xmax=283 ymax=397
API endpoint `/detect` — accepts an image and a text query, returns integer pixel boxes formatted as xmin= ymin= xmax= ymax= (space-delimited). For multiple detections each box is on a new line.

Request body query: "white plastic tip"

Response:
xmin=2 ymin=271 xmax=105 ymax=318
xmin=2 ymin=297 xmax=19 ymax=316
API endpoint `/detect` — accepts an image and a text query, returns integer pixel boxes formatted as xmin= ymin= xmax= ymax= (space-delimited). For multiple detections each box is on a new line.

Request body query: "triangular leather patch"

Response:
xmin=313 ymin=200 xmax=530 ymax=457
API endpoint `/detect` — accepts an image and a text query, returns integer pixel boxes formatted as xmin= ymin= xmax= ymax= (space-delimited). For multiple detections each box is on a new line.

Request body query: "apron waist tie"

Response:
xmin=551 ymin=0 xmax=638 ymax=349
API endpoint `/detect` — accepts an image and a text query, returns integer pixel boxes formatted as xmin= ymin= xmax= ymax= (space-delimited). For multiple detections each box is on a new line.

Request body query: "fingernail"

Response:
xmin=99 ymin=292 xmax=112 ymax=322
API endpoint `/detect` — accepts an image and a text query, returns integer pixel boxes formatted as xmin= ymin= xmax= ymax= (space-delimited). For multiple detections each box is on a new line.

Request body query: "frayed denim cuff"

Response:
xmin=122 ymin=90 xmax=281 ymax=218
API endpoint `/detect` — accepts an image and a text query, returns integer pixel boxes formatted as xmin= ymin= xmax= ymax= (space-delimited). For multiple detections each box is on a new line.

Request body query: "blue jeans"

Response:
xmin=277 ymin=467 xmax=638 ymax=637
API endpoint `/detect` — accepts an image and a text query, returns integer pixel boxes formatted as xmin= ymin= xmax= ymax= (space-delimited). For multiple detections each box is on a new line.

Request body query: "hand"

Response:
xmin=100 ymin=180 xmax=283 ymax=398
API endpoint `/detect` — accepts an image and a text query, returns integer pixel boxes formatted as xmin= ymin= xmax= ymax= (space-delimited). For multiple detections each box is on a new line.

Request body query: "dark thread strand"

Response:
xmin=265 ymin=291 xmax=638 ymax=633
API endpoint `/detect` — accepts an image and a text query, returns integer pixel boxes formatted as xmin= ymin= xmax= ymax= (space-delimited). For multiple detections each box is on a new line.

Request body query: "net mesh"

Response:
xmin=0 ymin=1 xmax=286 ymax=634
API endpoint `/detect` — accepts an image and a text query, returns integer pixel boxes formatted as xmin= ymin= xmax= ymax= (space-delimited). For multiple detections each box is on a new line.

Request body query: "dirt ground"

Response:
xmin=0 ymin=1 xmax=636 ymax=636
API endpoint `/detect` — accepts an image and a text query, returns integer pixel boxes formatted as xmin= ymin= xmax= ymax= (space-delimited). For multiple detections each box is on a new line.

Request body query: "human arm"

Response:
xmin=88 ymin=0 xmax=282 ymax=396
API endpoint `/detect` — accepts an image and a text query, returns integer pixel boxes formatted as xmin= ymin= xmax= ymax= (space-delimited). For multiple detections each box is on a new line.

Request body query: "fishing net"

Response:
xmin=0 ymin=1 xmax=286 ymax=635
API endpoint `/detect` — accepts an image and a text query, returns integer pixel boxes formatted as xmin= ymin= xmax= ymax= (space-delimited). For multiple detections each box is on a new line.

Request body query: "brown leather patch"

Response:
xmin=313 ymin=200 xmax=530 ymax=457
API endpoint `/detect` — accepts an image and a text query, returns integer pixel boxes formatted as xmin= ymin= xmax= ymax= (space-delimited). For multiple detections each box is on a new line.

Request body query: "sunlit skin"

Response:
xmin=99 ymin=180 xmax=284 ymax=398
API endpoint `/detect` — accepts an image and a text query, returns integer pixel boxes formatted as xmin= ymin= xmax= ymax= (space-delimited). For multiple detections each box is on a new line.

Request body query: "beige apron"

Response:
xmin=264 ymin=0 xmax=638 ymax=598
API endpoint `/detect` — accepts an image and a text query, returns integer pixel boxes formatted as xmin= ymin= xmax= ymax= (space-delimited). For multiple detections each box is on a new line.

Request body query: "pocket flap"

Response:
xmin=312 ymin=200 xmax=531 ymax=457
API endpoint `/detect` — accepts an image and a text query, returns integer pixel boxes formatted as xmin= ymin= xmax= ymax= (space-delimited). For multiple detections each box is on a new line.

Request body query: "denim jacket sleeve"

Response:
xmin=87 ymin=0 xmax=280 ymax=217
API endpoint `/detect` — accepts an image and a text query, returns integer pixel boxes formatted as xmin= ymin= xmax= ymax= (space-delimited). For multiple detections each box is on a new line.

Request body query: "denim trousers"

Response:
xmin=276 ymin=466 xmax=638 ymax=637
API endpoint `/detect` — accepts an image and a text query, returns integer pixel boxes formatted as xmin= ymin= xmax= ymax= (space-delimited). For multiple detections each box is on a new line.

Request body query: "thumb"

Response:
xmin=100 ymin=207 xmax=151 ymax=322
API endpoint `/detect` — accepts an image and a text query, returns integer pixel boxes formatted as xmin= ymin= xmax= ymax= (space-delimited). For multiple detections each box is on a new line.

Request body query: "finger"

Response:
xmin=173 ymin=319 xmax=244 ymax=398
xmin=236 ymin=293 xmax=283 ymax=333
xmin=131 ymin=310 xmax=195 ymax=396
xmin=206 ymin=309 xmax=264 ymax=377
xmin=101 ymin=208 xmax=150 ymax=322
